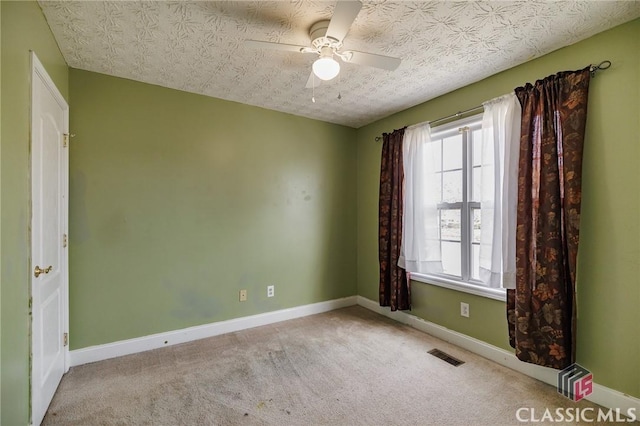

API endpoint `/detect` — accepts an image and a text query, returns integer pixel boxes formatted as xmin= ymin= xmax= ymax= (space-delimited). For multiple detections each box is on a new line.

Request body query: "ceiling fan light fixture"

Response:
xmin=313 ymin=56 xmax=340 ymax=81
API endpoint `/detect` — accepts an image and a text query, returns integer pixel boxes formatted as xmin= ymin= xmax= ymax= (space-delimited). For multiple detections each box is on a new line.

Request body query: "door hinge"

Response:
xmin=63 ymin=233 xmax=68 ymax=248
xmin=29 ymin=297 xmax=33 ymax=310
xmin=63 ymin=333 xmax=68 ymax=347
xmin=63 ymin=133 xmax=69 ymax=147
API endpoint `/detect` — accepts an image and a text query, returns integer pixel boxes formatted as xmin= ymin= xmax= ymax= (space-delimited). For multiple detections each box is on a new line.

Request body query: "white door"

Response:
xmin=31 ymin=52 xmax=69 ymax=426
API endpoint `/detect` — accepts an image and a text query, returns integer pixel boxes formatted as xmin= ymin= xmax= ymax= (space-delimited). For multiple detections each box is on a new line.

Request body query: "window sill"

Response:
xmin=410 ymin=273 xmax=506 ymax=302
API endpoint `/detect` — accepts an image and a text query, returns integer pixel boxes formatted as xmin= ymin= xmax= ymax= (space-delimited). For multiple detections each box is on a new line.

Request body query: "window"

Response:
xmin=401 ymin=95 xmax=520 ymax=300
xmin=431 ymin=116 xmax=482 ymax=281
xmin=410 ymin=115 xmax=506 ymax=300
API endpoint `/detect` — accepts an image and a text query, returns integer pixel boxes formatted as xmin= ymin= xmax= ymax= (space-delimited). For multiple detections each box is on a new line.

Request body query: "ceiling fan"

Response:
xmin=245 ymin=1 xmax=402 ymax=89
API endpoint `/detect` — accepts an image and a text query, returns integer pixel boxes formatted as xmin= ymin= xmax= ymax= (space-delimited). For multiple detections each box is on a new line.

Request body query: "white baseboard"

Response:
xmin=356 ymin=296 xmax=640 ymax=415
xmin=70 ymin=293 xmax=638 ymax=415
xmin=70 ymin=296 xmax=358 ymax=367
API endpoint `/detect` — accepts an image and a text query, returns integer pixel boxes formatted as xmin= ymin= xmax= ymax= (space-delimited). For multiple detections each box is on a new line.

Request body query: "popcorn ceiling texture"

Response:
xmin=40 ymin=1 xmax=640 ymax=128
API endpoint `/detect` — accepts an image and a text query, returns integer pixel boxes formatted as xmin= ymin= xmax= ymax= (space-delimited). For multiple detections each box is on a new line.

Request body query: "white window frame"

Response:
xmin=410 ymin=114 xmax=506 ymax=302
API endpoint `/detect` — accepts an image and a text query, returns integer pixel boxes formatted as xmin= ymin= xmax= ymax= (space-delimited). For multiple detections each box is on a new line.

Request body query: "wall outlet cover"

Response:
xmin=460 ymin=302 xmax=470 ymax=318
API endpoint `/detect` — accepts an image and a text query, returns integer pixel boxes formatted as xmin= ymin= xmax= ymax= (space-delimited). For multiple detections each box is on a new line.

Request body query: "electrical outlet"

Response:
xmin=239 ymin=289 xmax=247 ymax=302
xmin=460 ymin=302 xmax=470 ymax=318
xmin=267 ymin=285 xmax=274 ymax=298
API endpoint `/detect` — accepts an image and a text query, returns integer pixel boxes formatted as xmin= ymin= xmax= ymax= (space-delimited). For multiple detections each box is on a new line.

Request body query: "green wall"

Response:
xmin=357 ymin=19 xmax=640 ymax=398
xmin=68 ymin=69 xmax=357 ymax=349
xmin=0 ymin=1 xmax=69 ymax=424
xmin=0 ymin=4 xmax=3 ymax=420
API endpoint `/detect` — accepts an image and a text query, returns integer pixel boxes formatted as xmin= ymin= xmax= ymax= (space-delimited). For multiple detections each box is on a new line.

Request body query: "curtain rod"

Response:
xmin=375 ymin=60 xmax=612 ymax=142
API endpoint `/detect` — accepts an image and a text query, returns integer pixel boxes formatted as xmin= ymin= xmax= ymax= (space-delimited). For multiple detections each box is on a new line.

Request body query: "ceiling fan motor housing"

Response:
xmin=309 ymin=20 xmax=342 ymax=51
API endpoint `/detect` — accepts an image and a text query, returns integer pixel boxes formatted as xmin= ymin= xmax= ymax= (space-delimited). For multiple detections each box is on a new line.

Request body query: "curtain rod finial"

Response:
xmin=590 ymin=60 xmax=611 ymax=76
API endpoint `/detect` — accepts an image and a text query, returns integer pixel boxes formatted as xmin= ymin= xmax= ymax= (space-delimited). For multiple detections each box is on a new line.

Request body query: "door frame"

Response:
xmin=30 ymin=51 xmax=70 ymax=425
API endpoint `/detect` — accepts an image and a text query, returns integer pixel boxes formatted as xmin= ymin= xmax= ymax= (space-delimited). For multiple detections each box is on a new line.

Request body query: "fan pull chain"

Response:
xmin=312 ymin=75 xmax=316 ymax=103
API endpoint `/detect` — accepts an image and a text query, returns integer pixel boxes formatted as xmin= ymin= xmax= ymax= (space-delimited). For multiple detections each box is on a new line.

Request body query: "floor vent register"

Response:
xmin=428 ymin=349 xmax=465 ymax=367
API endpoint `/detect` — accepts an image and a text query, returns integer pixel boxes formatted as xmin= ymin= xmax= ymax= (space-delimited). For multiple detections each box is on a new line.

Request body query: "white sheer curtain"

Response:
xmin=479 ymin=93 xmax=521 ymax=289
xmin=398 ymin=123 xmax=443 ymax=274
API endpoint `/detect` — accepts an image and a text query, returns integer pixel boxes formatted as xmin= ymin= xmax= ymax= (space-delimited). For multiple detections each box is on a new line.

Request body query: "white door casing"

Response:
xmin=30 ymin=52 xmax=69 ymax=426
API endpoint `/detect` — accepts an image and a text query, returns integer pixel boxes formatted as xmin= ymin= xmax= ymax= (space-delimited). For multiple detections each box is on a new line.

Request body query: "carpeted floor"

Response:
xmin=44 ymin=306 xmax=608 ymax=425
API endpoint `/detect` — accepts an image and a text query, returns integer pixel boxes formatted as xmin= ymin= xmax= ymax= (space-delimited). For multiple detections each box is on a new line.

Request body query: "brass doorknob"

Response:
xmin=34 ymin=265 xmax=53 ymax=278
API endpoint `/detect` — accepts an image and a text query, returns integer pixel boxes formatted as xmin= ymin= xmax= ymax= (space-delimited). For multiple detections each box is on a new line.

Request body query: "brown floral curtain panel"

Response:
xmin=379 ymin=128 xmax=410 ymax=311
xmin=508 ymin=67 xmax=591 ymax=369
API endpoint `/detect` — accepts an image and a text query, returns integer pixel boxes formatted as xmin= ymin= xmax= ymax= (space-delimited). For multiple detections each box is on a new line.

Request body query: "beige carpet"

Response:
xmin=44 ymin=306 xmax=609 ymax=425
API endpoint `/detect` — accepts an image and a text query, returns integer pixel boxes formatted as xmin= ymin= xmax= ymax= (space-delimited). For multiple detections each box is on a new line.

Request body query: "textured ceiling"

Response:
xmin=40 ymin=1 xmax=640 ymax=128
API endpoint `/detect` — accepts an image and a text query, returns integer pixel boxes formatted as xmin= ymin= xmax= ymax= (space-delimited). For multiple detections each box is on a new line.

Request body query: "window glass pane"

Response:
xmin=472 ymin=166 xmax=481 ymax=202
xmin=442 ymin=241 xmax=461 ymax=277
xmin=472 ymin=243 xmax=480 ymax=280
xmin=430 ymin=139 xmax=442 ymax=172
xmin=472 ymin=209 xmax=481 ymax=243
xmin=472 ymin=129 xmax=482 ymax=166
xmin=435 ymin=172 xmax=443 ymax=202
xmin=442 ymin=170 xmax=462 ymax=202
xmin=440 ymin=209 xmax=460 ymax=241
xmin=442 ymin=134 xmax=462 ymax=170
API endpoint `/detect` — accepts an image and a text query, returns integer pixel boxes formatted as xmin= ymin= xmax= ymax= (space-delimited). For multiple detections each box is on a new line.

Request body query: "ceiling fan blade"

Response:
xmin=305 ymin=72 xmax=323 ymax=89
xmin=245 ymin=40 xmax=308 ymax=53
xmin=326 ymin=1 xmax=362 ymax=42
xmin=343 ymin=51 xmax=401 ymax=71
